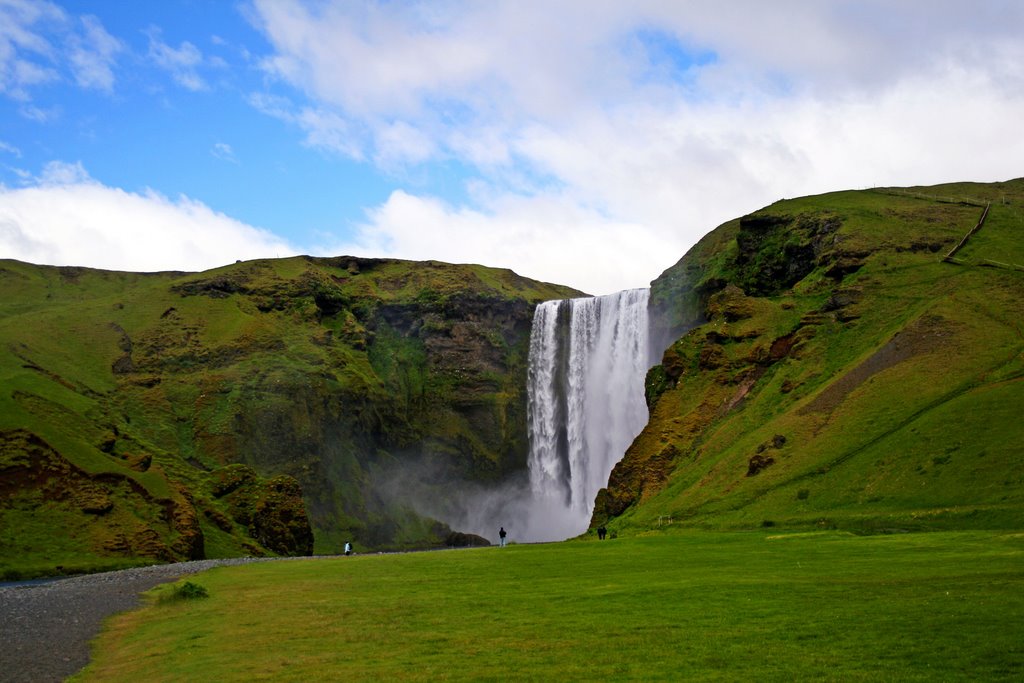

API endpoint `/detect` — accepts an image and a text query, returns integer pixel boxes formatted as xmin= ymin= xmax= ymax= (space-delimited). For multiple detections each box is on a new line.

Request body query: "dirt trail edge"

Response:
xmin=0 ymin=557 xmax=309 ymax=682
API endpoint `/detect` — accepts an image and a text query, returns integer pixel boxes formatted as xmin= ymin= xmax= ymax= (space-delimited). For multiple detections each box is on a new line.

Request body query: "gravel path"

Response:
xmin=0 ymin=557 xmax=306 ymax=682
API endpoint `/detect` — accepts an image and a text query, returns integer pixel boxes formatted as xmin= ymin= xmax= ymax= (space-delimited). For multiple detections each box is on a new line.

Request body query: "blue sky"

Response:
xmin=2 ymin=1 xmax=1023 ymax=294
xmin=1 ymin=0 xmax=397 ymax=250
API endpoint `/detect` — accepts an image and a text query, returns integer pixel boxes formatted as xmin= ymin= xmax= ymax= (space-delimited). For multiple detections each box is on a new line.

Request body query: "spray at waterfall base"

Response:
xmin=375 ymin=289 xmax=652 ymax=544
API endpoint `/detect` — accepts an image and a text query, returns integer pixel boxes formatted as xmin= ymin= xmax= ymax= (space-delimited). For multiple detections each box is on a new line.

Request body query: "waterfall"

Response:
xmin=525 ymin=288 xmax=650 ymax=540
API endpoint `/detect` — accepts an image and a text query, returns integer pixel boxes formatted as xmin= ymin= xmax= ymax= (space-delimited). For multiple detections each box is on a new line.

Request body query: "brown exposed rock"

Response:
xmin=96 ymin=432 xmax=117 ymax=453
xmin=250 ymin=475 xmax=314 ymax=556
xmin=717 ymin=367 xmax=766 ymax=416
xmin=698 ymin=344 xmax=726 ymax=370
xmin=747 ymin=434 xmax=787 ymax=476
xmin=58 ymin=266 xmax=84 ymax=284
xmin=704 ymin=329 xmax=728 ymax=344
xmin=0 ymin=429 xmax=205 ymax=564
xmin=127 ymin=375 xmax=161 ymax=388
xmin=899 ymin=240 xmax=944 ymax=253
xmin=746 ymin=454 xmax=775 ymax=476
xmin=100 ymin=535 xmax=129 ymax=554
xmin=109 ymin=323 xmax=135 ymax=374
xmin=204 ymin=506 xmax=235 ymax=532
xmin=444 ymin=531 xmax=491 ymax=547
xmin=800 ymin=312 xmax=829 ymax=326
xmin=111 ymin=354 xmax=135 ymax=374
xmin=121 ymin=452 xmax=152 ymax=472
xmin=660 ymin=343 xmax=691 ymax=381
xmin=72 ymin=485 xmax=113 ymax=514
xmin=706 ymin=285 xmax=755 ymax=322
xmin=822 ymin=288 xmax=863 ymax=312
xmin=769 ymin=333 xmax=797 ymax=361
xmin=592 ymin=486 xmax=631 ymax=523
xmin=211 ymin=465 xmax=313 ymax=556
xmin=822 ymin=287 xmax=863 ymax=323
xmin=211 ymin=463 xmax=258 ymax=499
xmin=169 ymin=486 xmax=204 ymax=560
xmin=171 ymin=273 xmax=251 ymax=298
xmin=101 ymin=528 xmax=174 ymax=561
xmin=744 ymin=343 xmax=769 ymax=365
xmin=823 ymin=254 xmax=868 ymax=280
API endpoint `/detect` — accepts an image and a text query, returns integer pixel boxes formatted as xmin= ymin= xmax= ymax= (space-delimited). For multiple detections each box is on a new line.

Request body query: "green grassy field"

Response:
xmin=77 ymin=531 xmax=1024 ymax=681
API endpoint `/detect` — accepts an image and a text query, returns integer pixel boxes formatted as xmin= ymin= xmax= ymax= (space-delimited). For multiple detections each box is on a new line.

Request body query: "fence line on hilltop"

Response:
xmin=871 ymin=187 xmax=990 ymax=207
xmin=944 ymin=203 xmax=991 ymax=262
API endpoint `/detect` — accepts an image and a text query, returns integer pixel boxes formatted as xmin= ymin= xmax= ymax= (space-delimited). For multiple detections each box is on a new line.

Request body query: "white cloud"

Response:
xmin=0 ymin=162 xmax=297 ymax=272
xmin=321 ymin=190 xmax=679 ymax=296
xmin=374 ymin=120 xmax=436 ymax=168
xmin=211 ymin=142 xmax=238 ymax=164
xmin=0 ymin=140 xmax=22 ymax=157
xmin=146 ymin=26 xmax=207 ymax=91
xmin=18 ymin=103 xmax=59 ymax=122
xmin=0 ymin=0 xmax=63 ymax=99
xmin=248 ymin=1 xmax=1024 ymax=152
xmin=248 ymin=92 xmax=365 ymax=159
xmin=35 ymin=159 xmax=90 ymax=185
xmin=68 ymin=15 xmax=122 ymax=92
xmin=502 ymin=70 xmax=1024 ymax=273
xmin=0 ymin=1 xmax=123 ymax=99
xmin=248 ymin=1 xmax=1024 ymax=293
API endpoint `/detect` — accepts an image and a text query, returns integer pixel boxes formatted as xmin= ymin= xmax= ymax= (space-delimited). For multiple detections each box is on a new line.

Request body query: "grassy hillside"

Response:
xmin=598 ymin=179 xmax=1024 ymax=534
xmin=0 ymin=255 xmax=579 ymax=578
xmin=77 ymin=531 xmax=1024 ymax=681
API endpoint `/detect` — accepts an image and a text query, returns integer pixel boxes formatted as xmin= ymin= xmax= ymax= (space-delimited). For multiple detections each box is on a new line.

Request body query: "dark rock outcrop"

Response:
xmin=0 ymin=429 xmax=206 ymax=567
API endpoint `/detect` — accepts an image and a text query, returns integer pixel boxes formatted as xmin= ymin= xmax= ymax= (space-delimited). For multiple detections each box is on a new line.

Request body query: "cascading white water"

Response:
xmin=375 ymin=288 xmax=651 ymax=545
xmin=524 ymin=288 xmax=650 ymax=540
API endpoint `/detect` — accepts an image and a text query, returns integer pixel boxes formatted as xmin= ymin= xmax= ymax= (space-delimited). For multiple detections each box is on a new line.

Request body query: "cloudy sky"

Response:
xmin=1 ymin=0 xmax=1021 ymax=294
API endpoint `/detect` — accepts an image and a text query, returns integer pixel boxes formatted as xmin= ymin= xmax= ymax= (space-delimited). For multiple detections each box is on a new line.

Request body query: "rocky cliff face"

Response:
xmin=0 ymin=255 xmax=578 ymax=577
xmin=597 ymin=180 xmax=1024 ymax=533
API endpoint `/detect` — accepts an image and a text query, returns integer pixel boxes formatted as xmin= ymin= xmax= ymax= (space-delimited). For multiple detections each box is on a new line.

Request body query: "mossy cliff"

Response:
xmin=597 ymin=179 xmax=1024 ymax=534
xmin=0 ymin=255 xmax=578 ymax=577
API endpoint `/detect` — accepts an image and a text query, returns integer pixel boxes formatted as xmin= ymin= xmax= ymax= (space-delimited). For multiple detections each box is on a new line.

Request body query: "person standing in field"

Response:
xmin=499 ymin=527 xmax=507 ymax=547
xmin=344 ymin=541 xmax=352 ymax=556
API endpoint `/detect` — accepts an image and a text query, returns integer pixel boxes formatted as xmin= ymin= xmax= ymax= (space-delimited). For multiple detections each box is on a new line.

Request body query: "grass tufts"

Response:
xmin=160 ymin=581 xmax=209 ymax=603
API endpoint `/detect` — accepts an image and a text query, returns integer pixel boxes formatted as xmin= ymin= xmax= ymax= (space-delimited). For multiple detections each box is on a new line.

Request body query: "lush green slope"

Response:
xmin=0 ymin=255 xmax=579 ymax=577
xmin=77 ymin=531 xmax=1024 ymax=681
xmin=598 ymin=179 xmax=1024 ymax=534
